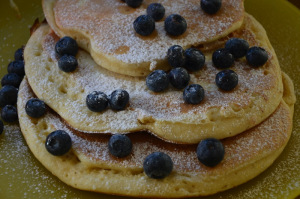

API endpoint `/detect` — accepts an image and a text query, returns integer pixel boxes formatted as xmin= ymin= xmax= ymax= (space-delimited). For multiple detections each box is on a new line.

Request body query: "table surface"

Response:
xmin=288 ymin=0 xmax=300 ymax=8
xmin=0 ymin=0 xmax=299 ymax=199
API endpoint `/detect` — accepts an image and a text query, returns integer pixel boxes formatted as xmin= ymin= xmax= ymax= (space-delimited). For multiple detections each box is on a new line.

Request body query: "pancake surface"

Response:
xmin=24 ymin=14 xmax=283 ymax=144
xmin=43 ymin=0 xmax=245 ymax=76
xmin=17 ymin=72 xmax=295 ymax=198
xmin=25 ymin=14 xmax=284 ymax=144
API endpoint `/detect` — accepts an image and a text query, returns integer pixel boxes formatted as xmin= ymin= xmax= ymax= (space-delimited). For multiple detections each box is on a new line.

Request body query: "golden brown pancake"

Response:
xmin=24 ymin=14 xmax=283 ymax=144
xmin=42 ymin=0 xmax=245 ymax=76
xmin=17 ymin=72 xmax=295 ymax=198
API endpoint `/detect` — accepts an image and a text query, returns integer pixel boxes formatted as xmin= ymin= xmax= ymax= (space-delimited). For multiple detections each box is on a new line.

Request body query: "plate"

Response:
xmin=0 ymin=0 xmax=299 ymax=198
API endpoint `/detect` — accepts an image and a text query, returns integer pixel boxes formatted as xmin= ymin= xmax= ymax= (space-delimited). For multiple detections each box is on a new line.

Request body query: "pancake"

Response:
xmin=42 ymin=0 xmax=245 ymax=76
xmin=24 ymin=14 xmax=283 ymax=144
xmin=17 ymin=72 xmax=295 ymax=198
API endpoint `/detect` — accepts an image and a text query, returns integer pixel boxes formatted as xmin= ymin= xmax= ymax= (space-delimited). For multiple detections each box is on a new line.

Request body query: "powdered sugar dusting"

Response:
xmin=25 ymin=19 xmax=282 ymax=142
xmin=211 ymin=117 xmax=300 ymax=199
xmin=0 ymin=125 xmax=82 ymax=199
xmin=7 ymin=76 xmax=299 ymax=198
xmin=18 ymin=77 xmax=292 ymax=174
xmin=53 ymin=0 xmax=244 ymax=65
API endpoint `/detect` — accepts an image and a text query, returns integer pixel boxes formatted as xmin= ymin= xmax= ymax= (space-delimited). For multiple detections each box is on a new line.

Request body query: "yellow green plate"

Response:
xmin=0 ymin=0 xmax=299 ymax=198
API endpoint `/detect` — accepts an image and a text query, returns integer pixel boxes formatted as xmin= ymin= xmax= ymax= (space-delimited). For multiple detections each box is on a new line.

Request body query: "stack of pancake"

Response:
xmin=17 ymin=0 xmax=296 ymax=197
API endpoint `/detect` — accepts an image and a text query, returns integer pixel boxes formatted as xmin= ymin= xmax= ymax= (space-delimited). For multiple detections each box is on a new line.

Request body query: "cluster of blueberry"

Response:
xmin=43 ymin=33 xmax=226 ymax=179
xmin=41 ymin=121 xmax=224 ymax=180
xmin=106 ymin=133 xmax=225 ymax=179
xmin=44 ymin=127 xmax=224 ymax=180
xmin=27 ymin=104 xmax=168 ymax=178
xmin=55 ymin=37 xmax=131 ymax=112
xmin=108 ymin=131 xmax=174 ymax=179
xmin=0 ymin=46 xmax=26 ymax=127
xmin=146 ymin=45 xmax=206 ymax=104
xmin=132 ymin=2 xmax=187 ymax=37
xmin=131 ymin=0 xmax=223 ymax=37
xmin=55 ymin=36 xmax=79 ymax=72
xmin=86 ymin=89 xmax=130 ymax=112
xmin=146 ymin=37 xmax=269 ymax=104
xmin=214 ymin=38 xmax=268 ymax=68
xmin=16 ymin=45 xmax=228 ymax=182
xmin=38 ymin=37 xmax=132 ymax=156
xmin=23 ymin=96 xmax=73 ymax=156
xmin=37 ymin=38 xmax=268 ymax=180
xmin=214 ymin=38 xmax=268 ymax=90
xmin=1 ymin=36 xmax=79 ymax=157
xmin=24 ymin=98 xmax=70 ymax=156
xmin=44 ymin=131 xmax=131 ymax=164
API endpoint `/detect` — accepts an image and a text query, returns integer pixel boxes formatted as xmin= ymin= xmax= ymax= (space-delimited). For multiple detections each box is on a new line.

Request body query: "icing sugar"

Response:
xmin=54 ymin=0 xmax=244 ymax=64
xmin=24 ymin=16 xmax=283 ymax=144
xmin=18 ymin=78 xmax=291 ymax=173
xmin=40 ymin=25 xmax=278 ymax=125
xmin=0 ymin=125 xmax=75 ymax=198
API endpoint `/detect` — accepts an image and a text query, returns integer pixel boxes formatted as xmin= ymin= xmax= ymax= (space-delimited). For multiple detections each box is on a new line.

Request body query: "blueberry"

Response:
xmin=108 ymin=134 xmax=132 ymax=158
xmin=109 ymin=89 xmax=130 ymax=111
xmin=86 ymin=91 xmax=108 ymax=112
xmin=201 ymin=0 xmax=222 ymax=15
xmin=215 ymin=69 xmax=238 ymax=91
xmin=0 ymin=85 xmax=18 ymax=107
xmin=196 ymin=138 xmax=225 ymax=167
xmin=246 ymin=46 xmax=268 ymax=67
xmin=169 ymin=67 xmax=190 ymax=89
xmin=7 ymin=60 xmax=25 ymax=77
xmin=164 ymin=14 xmax=187 ymax=36
xmin=25 ymin=98 xmax=46 ymax=118
xmin=0 ymin=120 xmax=3 ymax=135
xmin=143 ymin=152 xmax=173 ymax=179
xmin=1 ymin=105 xmax=18 ymax=123
xmin=212 ymin=48 xmax=234 ymax=69
xmin=184 ymin=48 xmax=205 ymax=71
xmin=125 ymin=0 xmax=143 ymax=8
xmin=133 ymin=15 xmax=155 ymax=36
xmin=225 ymin=38 xmax=249 ymax=59
xmin=55 ymin=36 xmax=78 ymax=57
xmin=167 ymin=45 xmax=185 ymax=68
xmin=14 ymin=47 xmax=24 ymax=61
xmin=147 ymin=3 xmax=165 ymax=21
xmin=146 ymin=70 xmax=169 ymax=92
xmin=183 ymin=84 xmax=205 ymax=104
xmin=58 ymin=55 xmax=78 ymax=72
xmin=1 ymin=73 xmax=22 ymax=88
xmin=45 ymin=130 xmax=72 ymax=156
